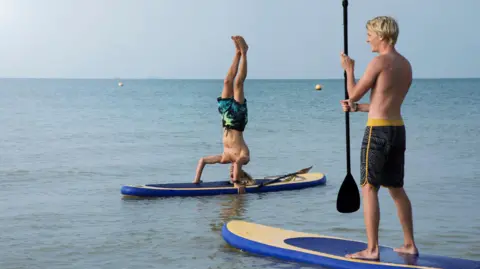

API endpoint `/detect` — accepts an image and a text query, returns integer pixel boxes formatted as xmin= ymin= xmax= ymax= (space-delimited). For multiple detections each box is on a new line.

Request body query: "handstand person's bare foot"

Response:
xmin=236 ymin=36 xmax=248 ymax=54
xmin=394 ymin=244 xmax=418 ymax=255
xmin=231 ymin=36 xmax=241 ymax=54
xmin=345 ymin=248 xmax=379 ymax=261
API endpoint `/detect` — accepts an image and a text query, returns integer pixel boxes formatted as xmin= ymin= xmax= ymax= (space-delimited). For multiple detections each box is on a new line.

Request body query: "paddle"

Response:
xmin=257 ymin=166 xmax=312 ymax=188
xmin=336 ymin=0 xmax=361 ymax=214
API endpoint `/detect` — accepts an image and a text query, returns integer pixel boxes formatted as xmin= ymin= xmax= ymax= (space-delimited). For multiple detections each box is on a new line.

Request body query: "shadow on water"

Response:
xmin=210 ymin=194 xmax=248 ymax=233
xmin=210 ymin=192 xmax=279 ymax=235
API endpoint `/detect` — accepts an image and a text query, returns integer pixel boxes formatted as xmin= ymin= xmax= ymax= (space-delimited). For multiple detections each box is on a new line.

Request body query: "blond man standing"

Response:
xmin=339 ymin=16 xmax=419 ymax=260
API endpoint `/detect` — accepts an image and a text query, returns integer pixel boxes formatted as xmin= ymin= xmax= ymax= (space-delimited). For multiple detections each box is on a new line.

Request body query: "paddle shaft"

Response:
xmin=263 ymin=167 xmax=311 ymax=179
xmin=343 ymin=0 xmax=351 ymax=175
xmin=258 ymin=169 xmax=308 ymax=187
xmin=258 ymin=174 xmax=292 ymax=187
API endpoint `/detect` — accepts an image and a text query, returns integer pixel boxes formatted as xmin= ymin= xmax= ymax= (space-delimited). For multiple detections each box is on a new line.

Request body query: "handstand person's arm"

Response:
xmin=232 ymin=156 xmax=250 ymax=183
xmin=193 ymin=155 xmax=223 ymax=183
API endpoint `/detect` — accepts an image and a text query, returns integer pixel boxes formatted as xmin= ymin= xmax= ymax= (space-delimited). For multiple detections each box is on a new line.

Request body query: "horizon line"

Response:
xmin=1 ymin=76 xmax=479 ymax=80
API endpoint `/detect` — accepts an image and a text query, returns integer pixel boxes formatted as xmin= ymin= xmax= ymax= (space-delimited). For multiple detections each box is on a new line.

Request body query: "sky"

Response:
xmin=0 ymin=0 xmax=478 ymax=79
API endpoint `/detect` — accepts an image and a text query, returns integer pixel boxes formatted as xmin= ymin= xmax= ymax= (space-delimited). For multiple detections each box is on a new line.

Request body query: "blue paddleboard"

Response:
xmin=222 ymin=220 xmax=480 ymax=269
xmin=121 ymin=172 xmax=326 ymax=197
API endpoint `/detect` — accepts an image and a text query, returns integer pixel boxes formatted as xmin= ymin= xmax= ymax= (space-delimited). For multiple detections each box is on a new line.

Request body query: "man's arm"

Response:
xmin=346 ymin=57 xmax=382 ymax=102
xmin=194 ymin=155 xmax=223 ymax=182
xmin=356 ymin=103 xmax=370 ymax=112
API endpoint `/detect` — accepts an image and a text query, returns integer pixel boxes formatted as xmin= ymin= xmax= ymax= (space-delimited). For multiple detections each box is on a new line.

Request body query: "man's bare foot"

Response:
xmin=394 ymin=244 xmax=418 ymax=255
xmin=345 ymin=249 xmax=379 ymax=261
xmin=231 ymin=36 xmax=241 ymax=54
xmin=236 ymin=36 xmax=248 ymax=54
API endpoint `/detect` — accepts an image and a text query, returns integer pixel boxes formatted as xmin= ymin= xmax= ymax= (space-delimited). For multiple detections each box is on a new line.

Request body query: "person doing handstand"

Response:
xmin=193 ymin=35 xmax=253 ymax=194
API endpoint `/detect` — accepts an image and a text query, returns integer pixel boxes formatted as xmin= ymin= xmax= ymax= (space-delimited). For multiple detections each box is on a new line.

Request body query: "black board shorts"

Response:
xmin=360 ymin=119 xmax=406 ymax=189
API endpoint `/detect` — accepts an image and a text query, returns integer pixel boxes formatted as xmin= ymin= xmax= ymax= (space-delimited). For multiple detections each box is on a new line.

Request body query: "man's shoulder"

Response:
xmin=370 ymin=53 xmax=411 ymax=69
xmin=370 ymin=54 xmax=389 ymax=64
xmin=367 ymin=55 xmax=388 ymax=67
xmin=365 ymin=55 xmax=386 ymax=73
xmin=393 ymin=52 xmax=413 ymax=73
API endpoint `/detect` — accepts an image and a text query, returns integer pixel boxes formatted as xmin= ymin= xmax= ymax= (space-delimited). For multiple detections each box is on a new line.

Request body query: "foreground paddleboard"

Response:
xmin=121 ymin=172 xmax=326 ymax=197
xmin=222 ymin=220 xmax=480 ymax=269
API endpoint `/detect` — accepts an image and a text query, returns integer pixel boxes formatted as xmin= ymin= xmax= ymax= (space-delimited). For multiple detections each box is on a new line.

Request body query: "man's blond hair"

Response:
xmin=366 ymin=16 xmax=399 ymax=46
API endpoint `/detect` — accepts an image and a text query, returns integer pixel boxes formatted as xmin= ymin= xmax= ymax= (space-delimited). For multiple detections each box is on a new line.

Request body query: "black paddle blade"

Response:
xmin=336 ymin=173 xmax=360 ymax=213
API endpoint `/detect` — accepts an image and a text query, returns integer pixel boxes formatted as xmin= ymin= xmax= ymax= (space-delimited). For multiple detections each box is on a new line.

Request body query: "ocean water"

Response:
xmin=0 ymin=78 xmax=479 ymax=269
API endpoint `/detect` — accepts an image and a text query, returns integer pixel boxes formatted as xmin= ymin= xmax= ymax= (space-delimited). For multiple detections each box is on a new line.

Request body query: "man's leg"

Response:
xmin=233 ymin=36 xmax=248 ymax=104
xmin=388 ymin=187 xmax=418 ymax=254
xmin=221 ymin=36 xmax=241 ymax=99
xmin=385 ymin=125 xmax=418 ymax=255
xmin=346 ymin=184 xmax=380 ymax=260
xmin=346 ymin=126 xmax=385 ymax=260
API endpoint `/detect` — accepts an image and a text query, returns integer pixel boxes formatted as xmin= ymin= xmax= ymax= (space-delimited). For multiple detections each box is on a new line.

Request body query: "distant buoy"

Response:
xmin=315 ymin=84 xmax=322 ymax=90
xmin=118 ymin=82 xmax=124 ymax=87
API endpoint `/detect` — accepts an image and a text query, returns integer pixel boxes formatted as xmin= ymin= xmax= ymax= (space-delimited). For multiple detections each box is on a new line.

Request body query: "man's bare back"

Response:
xmin=368 ymin=52 xmax=412 ymax=120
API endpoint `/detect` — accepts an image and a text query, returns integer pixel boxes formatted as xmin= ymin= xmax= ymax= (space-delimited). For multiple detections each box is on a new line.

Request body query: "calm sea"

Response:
xmin=0 ymin=78 xmax=479 ymax=269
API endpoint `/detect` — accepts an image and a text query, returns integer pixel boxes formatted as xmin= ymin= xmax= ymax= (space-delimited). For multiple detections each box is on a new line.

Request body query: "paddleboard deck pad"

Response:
xmin=222 ymin=220 xmax=480 ymax=269
xmin=121 ymin=172 xmax=326 ymax=197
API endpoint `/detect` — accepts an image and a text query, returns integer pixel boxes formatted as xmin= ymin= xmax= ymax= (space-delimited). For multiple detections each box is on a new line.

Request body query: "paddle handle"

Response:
xmin=342 ymin=0 xmax=351 ymax=174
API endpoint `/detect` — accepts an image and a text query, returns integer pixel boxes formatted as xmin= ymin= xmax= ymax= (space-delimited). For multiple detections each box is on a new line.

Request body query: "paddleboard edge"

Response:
xmin=120 ymin=172 xmax=326 ymax=197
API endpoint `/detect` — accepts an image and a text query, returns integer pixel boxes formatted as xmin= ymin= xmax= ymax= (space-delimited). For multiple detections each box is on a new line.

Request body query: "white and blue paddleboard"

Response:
xmin=121 ymin=172 xmax=326 ymax=197
xmin=222 ymin=220 xmax=480 ymax=269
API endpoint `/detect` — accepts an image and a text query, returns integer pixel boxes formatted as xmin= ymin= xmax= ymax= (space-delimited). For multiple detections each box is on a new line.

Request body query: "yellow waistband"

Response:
xmin=366 ymin=119 xmax=404 ymax=126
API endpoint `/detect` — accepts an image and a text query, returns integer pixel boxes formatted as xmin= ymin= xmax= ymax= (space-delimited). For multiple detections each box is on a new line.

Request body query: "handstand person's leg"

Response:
xmin=233 ymin=36 xmax=248 ymax=104
xmin=221 ymin=37 xmax=241 ymax=99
